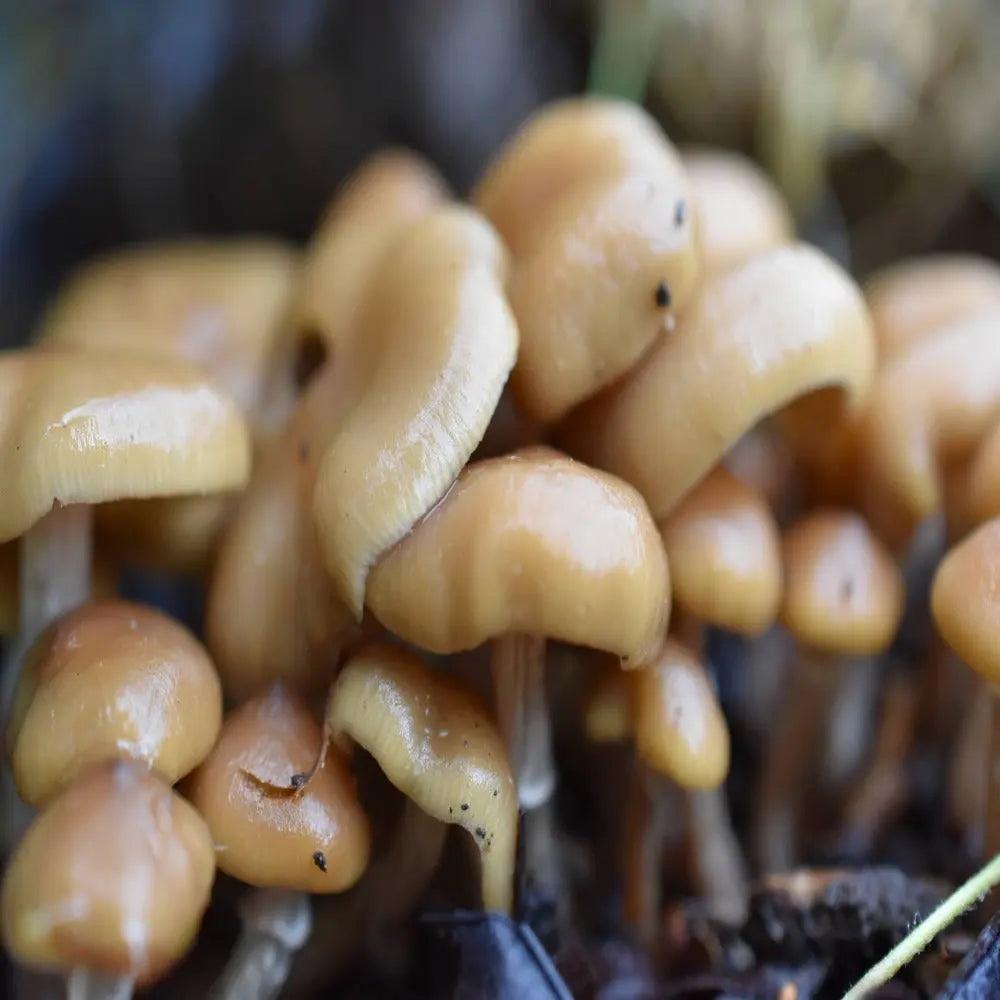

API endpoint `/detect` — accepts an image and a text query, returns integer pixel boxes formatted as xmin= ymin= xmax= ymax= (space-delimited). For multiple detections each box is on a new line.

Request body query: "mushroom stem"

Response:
xmin=685 ymin=786 xmax=748 ymax=924
xmin=208 ymin=888 xmax=312 ymax=1000
xmin=66 ymin=971 xmax=132 ymax=1000
xmin=987 ymin=684 xmax=1000 ymax=860
xmin=755 ymin=651 xmax=841 ymax=873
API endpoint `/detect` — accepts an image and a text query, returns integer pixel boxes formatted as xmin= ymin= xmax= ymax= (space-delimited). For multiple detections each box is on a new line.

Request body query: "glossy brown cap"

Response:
xmin=6 ymin=598 xmax=221 ymax=807
xmin=37 ymin=240 xmax=298 ymax=420
xmin=263 ymin=150 xmax=446 ymax=422
xmin=858 ymin=315 xmax=1000 ymax=542
xmin=964 ymin=418 xmax=1000 ymax=527
xmin=681 ymin=147 xmax=793 ymax=274
xmin=582 ymin=661 xmax=632 ymax=743
xmin=560 ymin=243 xmax=875 ymax=519
xmin=631 ymin=638 xmax=730 ymax=788
xmin=313 ymin=205 xmax=518 ymax=617
xmin=367 ymin=448 xmax=669 ymax=664
xmin=0 ymin=348 xmax=250 ymax=543
xmin=185 ymin=686 xmax=369 ymax=893
xmin=932 ymin=520 xmax=1000 ymax=683
xmin=476 ymin=98 xmax=699 ymax=423
xmin=326 ymin=644 xmax=517 ymax=912
xmin=1 ymin=761 xmax=214 ymax=984
xmin=781 ymin=511 xmax=903 ymax=654
xmin=865 ymin=255 xmax=1000 ymax=363
xmin=206 ymin=362 xmax=356 ymax=700
xmin=659 ymin=466 xmax=782 ymax=635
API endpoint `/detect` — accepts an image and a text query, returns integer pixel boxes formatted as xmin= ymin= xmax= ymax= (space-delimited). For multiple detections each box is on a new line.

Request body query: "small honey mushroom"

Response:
xmin=473 ymin=96 xmax=701 ymax=424
xmin=755 ymin=511 xmax=903 ymax=873
xmin=6 ymin=598 xmax=221 ymax=808
xmin=324 ymin=643 xmax=518 ymax=914
xmin=680 ymin=147 xmax=794 ymax=275
xmin=560 ymin=243 xmax=876 ymax=522
xmin=1 ymin=760 xmax=215 ymax=1000
xmin=185 ymin=685 xmax=369 ymax=1000
xmin=365 ymin=448 xmax=669 ymax=898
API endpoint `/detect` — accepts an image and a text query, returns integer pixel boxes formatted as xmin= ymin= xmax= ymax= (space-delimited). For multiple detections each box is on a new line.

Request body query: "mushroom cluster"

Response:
xmin=3 ymin=95 xmax=1000 ymax=997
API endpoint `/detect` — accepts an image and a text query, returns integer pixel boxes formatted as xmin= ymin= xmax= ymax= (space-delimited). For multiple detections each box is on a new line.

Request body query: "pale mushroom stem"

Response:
xmin=755 ymin=651 xmax=841 ymax=873
xmin=66 ymin=970 xmax=132 ymax=1000
xmin=686 ymin=787 xmax=748 ymax=924
xmin=208 ymin=888 xmax=312 ymax=1000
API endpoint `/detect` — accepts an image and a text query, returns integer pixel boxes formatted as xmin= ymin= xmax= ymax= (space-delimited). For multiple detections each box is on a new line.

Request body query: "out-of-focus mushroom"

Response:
xmin=680 ymin=147 xmax=793 ymax=275
xmin=259 ymin=150 xmax=446 ymax=428
xmin=560 ymin=243 xmax=875 ymax=520
xmin=960 ymin=417 xmax=1000 ymax=530
xmin=0 ymin=349 xmax=250 ymax=648
xmin=6 ymin=598 xmax=220 ymax=807
xmin=365 ymin=447 xmax=669 ymax=896
xmin=324 ymin=643 xmax=517 ymax=913
xmin=185 ymin=685 xmax=369 ymax=1000
xmin=932 ymin=519 xmax=1000 ymax=859
xmin=756 ymin=511 xmax=903 ymax=873
xmin=1 ymin=760 xmax=214 ymax=1000
xmin=473 ymin=97 xmax=700 ymax=423
xmin=864 ymin=255 xmax=1000 ymax=365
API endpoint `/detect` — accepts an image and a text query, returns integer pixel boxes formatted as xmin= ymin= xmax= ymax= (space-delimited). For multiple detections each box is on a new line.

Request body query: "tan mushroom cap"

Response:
xmin=582 ymin=662 xmax=632 ymax=743
xmin=964 ymin=418 xmax=1000 ymax=527
xmin=864 ymin=255 xmax=1000 ymax=364
xmin=630 ymin=638 xmax=730 ymax=788
xmin=185 ymin=686 xmax=369 ymax=894
xmin=474 ymin=97 xmax=700 ymax=423
xmin=367 ymin=448 xmax=670 ymax=665
xmin=858 ymin=315 xmax=1000 ymax=542
xmin=659 ymin=466 xmax=782 ymax=636
xmin=6 ymin=598 xmax=221 ymax=806
xmin=680 ymin=147 xmax=793 ymax=274
xmin=265 ymin=150 xmax=446 ymax=404
xmin=781 ymin=511 xmax=903 ymax=655
xmin=0 ymin=348 xmax=250 ymax=543
xmin=206 ymin=363 xmax=355 ymax=700
xmin=326 ymin=643 xmax=517 ymax=913
xmin=560 ymin=243 xmax=875 ymax=519
xmin=932 ymin=519 xmax=1000 ymax=684
xmin=37 ymin=240 xmax=298 ymax=419
xmin=313 ymin=205 xmax=518 ymax=617
xmin=1 ymin=761 xmax=214 ymax=985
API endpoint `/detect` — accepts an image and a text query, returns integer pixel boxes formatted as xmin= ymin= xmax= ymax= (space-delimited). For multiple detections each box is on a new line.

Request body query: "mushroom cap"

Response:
xmin=326 ymin=643 xmax=517 ymax=913
xmin=264 ymin=149 xmax=446 ymax=412
xmin=206 ymin=363 xmax=355 ymax=701
xmin=582 ymin=661 xmax=632 ymax=743
xmin=858 ymin=315 xmax=1000 ymax=543
xmin=475 ymin=98 xmax=700 ymax=423
xmin=6 ymin=598 xmax=222 ymax=807
xmin=185 ymin=685 xmax=370 ymax=893
xmin=963 ymin=418 xmax=1000 ymax=527
xmin=659 ymin=466 xmax=782 ymax=635
xmin=631 ymin=638 xmax=730 ymax=788
xmin=680 ymin=147 xmax=793 ymax=274
xmin=560 ymin=243 xmax=875 ymax=519
xmin=37 ymin=240 xmax=298 ymax=419
xmin=780 ymin=510 xmax=903 ymax=655
xmin=864 ymin=255 xmax=1000 ymax=364
xmin=0 ymin=348 xmax=251 ymax=543
xmin=932 ymin=519 xmax=1000 ymax=683
xmin=1 ymin=761 xmax=214 ymax=985
xmin=312 ymin=205 xmax=518 ymax=617
xmin=366 ymin=448 xmax=670 ymax=664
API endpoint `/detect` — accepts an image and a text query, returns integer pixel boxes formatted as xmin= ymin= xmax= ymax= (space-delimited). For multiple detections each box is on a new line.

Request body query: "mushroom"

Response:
xmin=0 ymin=348 xmax=250 ymax=650
xmin=364 ymin=447 xmax=669 ymax=895
xmin=323 ymin=642 xmax=517 ymax=913
xmin=680 ymin=147 xmax=794 ymax=275
xmin=6 ymin=598 xmax=221 ymax=808
xmin=559 ymin=243 xmax=875 ymax=521
xmin=259 ymin=149 xmax=446 ymax=427
xmin=1 ymin=760 xmax=215 ymax=1000
xmin=959 ymin=415 xmax=1000 ymax=530
xmin=209 ymin=204 xmax=515 ymax=699
xmin=755 ymin=510 xmax=903 ymax=873
xmin=185 ymin=685 xmax=369 ymax=1000
xmin=472 ymin=96 xmax=700 ymax=423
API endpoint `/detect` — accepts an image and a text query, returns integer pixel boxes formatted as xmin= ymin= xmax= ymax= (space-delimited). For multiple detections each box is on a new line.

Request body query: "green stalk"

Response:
xmin=840 ymin=853 xmax=1000 ymax=1000
xmin=587 ymin=0 xmax=667 ymax=102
